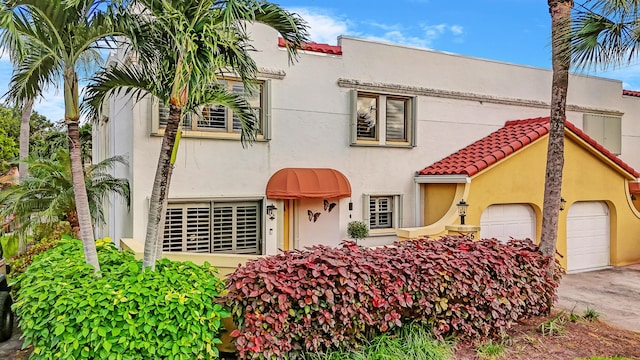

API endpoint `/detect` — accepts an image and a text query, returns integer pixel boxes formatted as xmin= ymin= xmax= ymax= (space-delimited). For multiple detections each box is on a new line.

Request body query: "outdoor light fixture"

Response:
xmin=266 ymin=204 xmax=277 ymax=220
xmin=457 ymin=199 xmax=469 ymax=225
xmin=560 ymin=197 xmax=566 ymax=211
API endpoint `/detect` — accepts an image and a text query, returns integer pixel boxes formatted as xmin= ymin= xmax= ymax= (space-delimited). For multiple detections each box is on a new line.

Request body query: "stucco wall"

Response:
xmin=100 ymin=23 xmax=640 ymax=264
xmin=460 ymin=135 xmax=640 ymax=269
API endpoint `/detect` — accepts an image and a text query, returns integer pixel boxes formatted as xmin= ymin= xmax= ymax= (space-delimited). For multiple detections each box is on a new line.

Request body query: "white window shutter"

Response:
xmin=362 ymin=194 xmax=371 ymax=227
xmin=350 ymin=90 xmax=358 ymax=145
xmin=263 ymin=80 xmax=272 ymax=140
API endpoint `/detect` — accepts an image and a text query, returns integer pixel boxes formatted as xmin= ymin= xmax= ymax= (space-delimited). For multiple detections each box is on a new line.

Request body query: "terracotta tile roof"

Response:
xmin=623 ymin=89 xmax=640 ymax=97
xmin=278 ymin=37 xmax=342 ymax=55
xmin=418 ymin=117 xmax=639 ymax=178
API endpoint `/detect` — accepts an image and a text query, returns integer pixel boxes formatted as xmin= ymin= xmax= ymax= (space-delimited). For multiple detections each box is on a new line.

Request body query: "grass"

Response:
xmin=476 ymin=339 xmax=506 ymax=359
xmin=583 ymin=307 xmax=601 ymax=322
xmin=538 ymin=311 xmax=568 ymax=336
xmin=304 ymin=324 xmax=453 ymax=360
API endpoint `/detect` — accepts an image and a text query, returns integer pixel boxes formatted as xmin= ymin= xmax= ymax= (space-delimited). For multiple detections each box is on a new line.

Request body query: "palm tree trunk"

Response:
xmin=541 ymin=1 xmax=572 ymax=263
xmin=64 ymin=69 xmax=100 ymax=272
xmin=68 ymin=122 xmax=100 ymax=270
xmin=19 ymin=98 xmax=34 ymax=180
xmin=142 ymin=104 xmax=180 ymax=270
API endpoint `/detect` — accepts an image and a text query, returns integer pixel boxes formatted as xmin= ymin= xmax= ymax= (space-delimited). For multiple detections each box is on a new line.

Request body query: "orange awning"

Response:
xmin=266 ymin=168 xmax=352 ymax=199
xmin=630 ymin=181 xmax=640 ymax=194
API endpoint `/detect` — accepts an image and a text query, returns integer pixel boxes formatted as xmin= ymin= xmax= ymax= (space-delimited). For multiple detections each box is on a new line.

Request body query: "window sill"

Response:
xmin=351 ymin=141 xmax=413 ymax=148
xmin=368 ymin=228 xmax=397 ymax=237
xmin=152 ymin=129 xmax=268 ymax=142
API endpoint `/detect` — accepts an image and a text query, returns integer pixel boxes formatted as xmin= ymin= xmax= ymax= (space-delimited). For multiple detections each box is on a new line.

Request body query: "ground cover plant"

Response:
xmin=303 ymin=323 xmax=452 ymax=360
xmin=224 ymin=236 xmax=562 ymax=359
xmin=13 ymin=238 xmax=228 ymax=359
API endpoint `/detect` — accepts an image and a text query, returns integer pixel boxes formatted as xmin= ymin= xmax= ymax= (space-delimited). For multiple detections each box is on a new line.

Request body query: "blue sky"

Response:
xmin=2 ymin=0 xmax=640 ymax=122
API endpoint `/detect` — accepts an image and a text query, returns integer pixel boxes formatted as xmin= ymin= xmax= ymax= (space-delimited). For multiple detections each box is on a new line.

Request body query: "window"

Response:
xmin=351 ymin=91 xmax=416 ymax=146
xmin=162 ymin=200 xmax=262 ymax=254
xmin=369 ymin=196 xmax=393 ymax=229
xmin=363 ymin=194 xmax=403 ymax=234
xmin=583 ymin=114 xmax=621 ymax=155
xmin=153 ymin=78 xmax=271 ymax=139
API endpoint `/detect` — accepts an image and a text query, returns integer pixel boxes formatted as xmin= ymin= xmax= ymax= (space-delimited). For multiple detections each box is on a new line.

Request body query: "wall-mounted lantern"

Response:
xmin=560 ymin=197 xmax=566 ymax=211
xmin=266 ymin=204 xmax=277 ymax=220
xmin=457 ymin=199 xmax=469 ymax=225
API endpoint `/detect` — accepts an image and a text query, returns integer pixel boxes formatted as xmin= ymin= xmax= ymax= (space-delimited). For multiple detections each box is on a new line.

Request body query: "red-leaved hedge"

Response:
xmin=224 ymin=237 xmax=562 ymax=359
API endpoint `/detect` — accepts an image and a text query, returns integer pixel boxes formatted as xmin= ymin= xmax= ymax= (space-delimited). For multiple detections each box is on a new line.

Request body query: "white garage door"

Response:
xmin=480 ymin=204 xmax=536 ymax=243
xmin=567 ymin=201 xmax=610 ymax=273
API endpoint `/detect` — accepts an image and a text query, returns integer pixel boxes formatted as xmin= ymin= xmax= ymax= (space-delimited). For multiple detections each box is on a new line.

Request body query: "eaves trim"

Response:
xmin=338 ymin=79 xmax=623 ymax=117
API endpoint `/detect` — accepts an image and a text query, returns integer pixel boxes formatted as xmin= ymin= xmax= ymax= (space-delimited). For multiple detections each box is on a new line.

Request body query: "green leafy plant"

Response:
xmin=538 ymin=312 xmax=567 ymax=336
xmin=347 ymin=221 xmax=369 ymax=241
xmin=224 ymin=237 xmax=562 ymax=359
xmin=583 ymin=307 xmax=600 ymax=322
xmin=14 ymin=238 xmax=228 ymax=359
xmin=476 ymin=340 xmax=505 ymax=359
xmin=304 ymin=323 xmax=452 ymax=360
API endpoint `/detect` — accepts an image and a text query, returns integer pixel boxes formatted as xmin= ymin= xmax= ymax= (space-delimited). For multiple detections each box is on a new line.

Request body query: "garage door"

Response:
xmin=567 ymin=201 xmax=610 ymax=273
xmin=480 ymin=204 xmax=536 ymax=243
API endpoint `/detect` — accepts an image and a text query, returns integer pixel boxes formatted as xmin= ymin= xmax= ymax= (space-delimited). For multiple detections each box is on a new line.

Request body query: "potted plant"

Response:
xmin=347 ymin=220 xmax=369 ymax=243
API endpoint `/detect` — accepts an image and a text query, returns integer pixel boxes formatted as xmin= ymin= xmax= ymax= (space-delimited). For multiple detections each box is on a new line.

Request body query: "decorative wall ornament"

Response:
xmin=307 ymin=210 xmax=320 ymax=222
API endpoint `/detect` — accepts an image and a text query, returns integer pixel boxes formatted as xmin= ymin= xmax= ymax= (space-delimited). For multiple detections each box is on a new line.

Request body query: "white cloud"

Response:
xmin=289 ymin=7 xmax=349 ymax=45
xmin=578 ymin=62 xmax=640 ymax=90
xmin=421 ymin=23 xmax=464 ymax=46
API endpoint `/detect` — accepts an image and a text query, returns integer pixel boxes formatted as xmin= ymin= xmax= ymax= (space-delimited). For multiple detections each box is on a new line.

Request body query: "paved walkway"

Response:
xmin=556 ymin=266 xmax=640 ymax=332
xmin=0 ymin=324 xmax=24 ymax=359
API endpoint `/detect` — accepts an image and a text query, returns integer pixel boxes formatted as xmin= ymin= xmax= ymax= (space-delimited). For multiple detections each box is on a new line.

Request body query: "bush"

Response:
xmin=14 ymin=238 xmax=229 ymax=359
xmin=347 ymin=221 xmax=369 ymax=241
xmin=224 ymin=236 xmax=562 ymax=359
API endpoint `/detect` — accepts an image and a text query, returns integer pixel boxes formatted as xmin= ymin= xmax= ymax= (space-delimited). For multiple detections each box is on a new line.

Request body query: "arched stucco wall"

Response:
xmin=420 ymin=133 xmax=640 ymax=269
xmin=423 ymin=183 xmax=458 ymax=225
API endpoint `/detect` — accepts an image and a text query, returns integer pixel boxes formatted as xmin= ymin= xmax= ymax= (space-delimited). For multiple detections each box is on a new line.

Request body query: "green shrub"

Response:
xmin=8 ymin=235 xmax=61 ymax=281
xmin=224 ymin=237 xmax=562 ymax=359
xmin=8 ymin=221 xmax=72 ymax=281
xmin=14 ymin=238 xmax=228 ymax=359
xmin=347 ymin=221 xmax=369 ymax=241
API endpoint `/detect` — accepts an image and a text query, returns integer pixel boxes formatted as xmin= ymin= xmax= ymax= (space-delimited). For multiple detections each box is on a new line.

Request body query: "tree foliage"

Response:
xmin=0 ymin=149 xmax=129 ymax=238
xmin=84 ymin=0 xmax=309 ymax=270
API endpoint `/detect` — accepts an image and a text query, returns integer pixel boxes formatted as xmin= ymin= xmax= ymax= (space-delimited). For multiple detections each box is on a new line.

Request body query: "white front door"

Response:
xmin=567 ymin=201 xmax=610 ymax=273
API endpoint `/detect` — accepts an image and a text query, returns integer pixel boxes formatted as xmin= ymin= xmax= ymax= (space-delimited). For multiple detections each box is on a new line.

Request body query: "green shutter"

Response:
xmin=350 ymin=90 xmax=358 ymax=145
xmin=263 ymin=80 xmax=272 ymax=140
xmin=410 ymin=97 xmax=417 ymax=147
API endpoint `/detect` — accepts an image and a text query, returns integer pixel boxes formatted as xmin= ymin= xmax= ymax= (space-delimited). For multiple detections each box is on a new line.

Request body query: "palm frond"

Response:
xmin=571 ymin=0 xmax=640 ymax=71
xmin=82 ymin=63 xmax=159 ymax=121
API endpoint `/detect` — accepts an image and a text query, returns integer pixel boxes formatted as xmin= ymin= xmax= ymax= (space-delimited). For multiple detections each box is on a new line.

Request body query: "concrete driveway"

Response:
xmin=556 ymin=266 xmax=640 ymax=332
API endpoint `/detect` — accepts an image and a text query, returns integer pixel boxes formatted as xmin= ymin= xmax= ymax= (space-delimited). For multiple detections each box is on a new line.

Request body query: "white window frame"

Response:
xmin=151 ymin=79 xmax=272 ymax=141
xmin=162 ymin=198 xmax=264 ymax=255
xmin=350 ymin=90 xmax=417 ymax=147
xmin=583 ymin=113 xmax=621 ymax=155
xmin=363 ymin=193 xmax=403 ymax=235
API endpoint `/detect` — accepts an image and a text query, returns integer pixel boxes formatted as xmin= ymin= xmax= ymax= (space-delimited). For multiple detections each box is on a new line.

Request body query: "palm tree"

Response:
xmin=0 ymin=149 xmax=130 ymax=240
xmin=570 ymin=0 xmax=640 ymax=69
xmin=540 ymin=1 xmax=573 ymax=268
xmin=16 ymin=98 xmax=34 ymax=182
xmin=84 ymin=0 xmax=308 ymax=270
xmin=0 ymin=0 xmax=137 ymax=271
